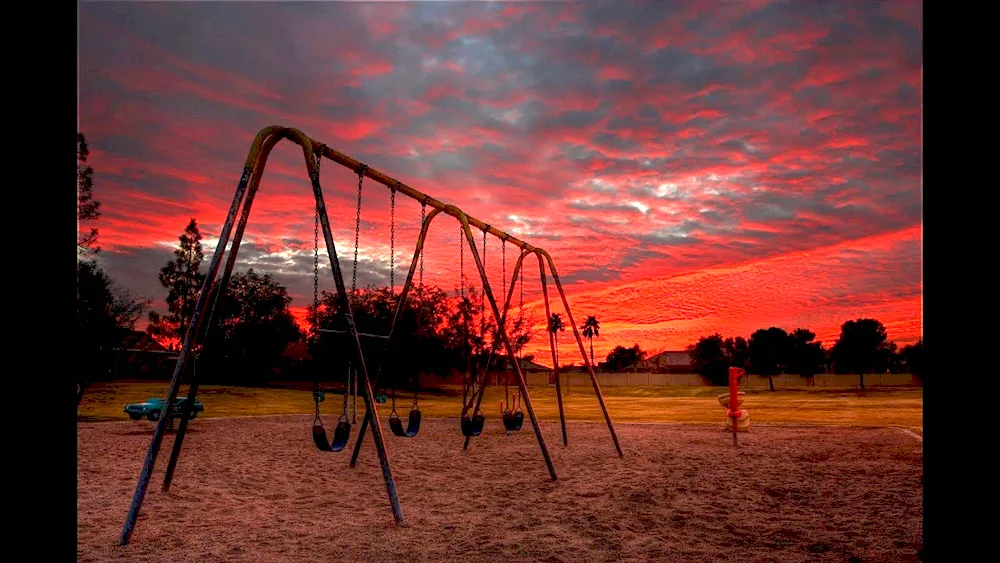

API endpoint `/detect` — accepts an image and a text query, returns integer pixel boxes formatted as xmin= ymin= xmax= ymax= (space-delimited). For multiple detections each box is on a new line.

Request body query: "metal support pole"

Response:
xmin=538 ymin=251 xmax=624 ymax=458
xmin=463 ymin=249 xmax=530 ymax=450
xmin=304 ymin=141 xmax=404 ymax=525
xmin=458 ymin=212 xmax=557 ymax=481
xmin=161 ymin=131 xmax=281 ymax=492
xmin=537 ymin=253 xmax=568 ymax=447
xmin=119 ymin=163 xmax=256 ymax=546
xmin=349 ymin=207 xmax=443 ymax=467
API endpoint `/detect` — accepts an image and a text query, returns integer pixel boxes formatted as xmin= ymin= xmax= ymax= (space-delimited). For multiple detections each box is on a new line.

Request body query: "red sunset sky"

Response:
xmin=78 ymin=1 xmax=922 ymax=362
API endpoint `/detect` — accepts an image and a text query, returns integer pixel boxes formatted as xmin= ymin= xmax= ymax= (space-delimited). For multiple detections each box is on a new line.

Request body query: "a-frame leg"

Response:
xmin=309 ymin=155 xmax=404 ymax=524
xmin=348 ymin=207 xmax=442 ymax=467
xmin=161 ymin=133 xmax=279 ymax=492
xmin=539 ymin=251 xmax=624 ymax=458
xmin=119 ymin=166 xmax=255 ymax=546
xmin=536 ymin=252 xmax=568 ymax=447
xmin=462 ymin=248 xmax=529 ymax=451
xmin=459 ymin=214 xmax=557 ymax=481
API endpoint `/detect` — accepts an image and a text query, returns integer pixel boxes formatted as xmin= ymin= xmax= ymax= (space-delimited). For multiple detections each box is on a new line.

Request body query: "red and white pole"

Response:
xmin=728 ymin=367 xmax=746 ymax=445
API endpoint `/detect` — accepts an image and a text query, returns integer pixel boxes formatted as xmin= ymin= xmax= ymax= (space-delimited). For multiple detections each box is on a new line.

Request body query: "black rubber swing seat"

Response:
xmin=313 ymin=416 xmax=352 ymax=452
xmin=501 ymin=411 xmax=519 ymax=432
xmin=461 ymin=413 xmax=486 ymax=437
xmin=312 ymin=419 xmax=333 ymax=452
xmin=502 ymin=410 xmax=525 ymax=432
xmin=389 ymin=409 xmax=422 ymax=438
xmin=512 ymin=411 xmax=524 ymax=431
xmin=330 ymin=418 xmax=352 ymax=452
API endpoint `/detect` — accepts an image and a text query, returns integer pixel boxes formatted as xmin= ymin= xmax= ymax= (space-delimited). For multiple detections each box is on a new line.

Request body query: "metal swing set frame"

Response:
xmin=118 ymin=125 xmax=624 ymax=546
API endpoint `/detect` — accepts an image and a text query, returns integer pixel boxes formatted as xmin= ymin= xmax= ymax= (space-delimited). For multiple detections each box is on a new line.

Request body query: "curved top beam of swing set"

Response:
xmin=245 ymin=125 xmax=550 ymax=258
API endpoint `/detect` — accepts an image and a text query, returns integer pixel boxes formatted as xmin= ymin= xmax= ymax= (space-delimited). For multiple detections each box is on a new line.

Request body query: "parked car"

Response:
xmin=124 ymin=397 xmax=204 ymax=421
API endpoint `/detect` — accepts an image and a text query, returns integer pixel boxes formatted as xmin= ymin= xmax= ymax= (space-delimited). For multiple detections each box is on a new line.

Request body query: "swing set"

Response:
xmin=310 ymin=163 xmax=422 ymax=450
xmin=118 ymin=126 xmax=623 ymax=546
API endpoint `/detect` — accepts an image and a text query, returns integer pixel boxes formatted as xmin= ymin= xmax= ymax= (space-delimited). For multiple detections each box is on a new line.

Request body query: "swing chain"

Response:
xmin=459 ymin=223 xmax=464 ymax=301
xmin=314 ymin=380 xmax=321 ymax=420
xmin=502 ymin=239 xmax=506 ymax=305
xmin=480 ymin=227 xmax=488 ymax=345
xmin=390 ymin=181 xmax=397 ymax=294
xmin=419 ymin=202 xmax=426 ymax=287
xmin=313 ymin=208 xmax=319 ymax=335
xmin=343 ymin=363 xmax=351 ymax=417
xmin=312 ymin=147 xmax=324 ymax=336
xmin=352 ymin=165 xmax=366 ymax=295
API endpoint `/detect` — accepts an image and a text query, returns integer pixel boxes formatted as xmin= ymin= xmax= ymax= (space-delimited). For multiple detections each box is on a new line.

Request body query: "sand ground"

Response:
xmin=78 ymin=416 xmax=922 ymax=562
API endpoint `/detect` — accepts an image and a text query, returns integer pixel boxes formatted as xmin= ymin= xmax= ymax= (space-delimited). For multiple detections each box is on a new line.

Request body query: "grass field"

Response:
xmin=78 ymin=380 xmax=922 ymax=433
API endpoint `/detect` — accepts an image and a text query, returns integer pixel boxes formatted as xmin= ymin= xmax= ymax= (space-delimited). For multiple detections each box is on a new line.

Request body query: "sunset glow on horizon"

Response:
xmin=79 ymin=1 xmax=922 ymax=362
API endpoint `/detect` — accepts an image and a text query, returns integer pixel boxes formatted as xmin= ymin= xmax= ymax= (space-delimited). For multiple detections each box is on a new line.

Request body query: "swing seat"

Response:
xmin=512 ymin=411 xmax=524 ymax=431
xmin=716 ymin=392 xmax=745 ymax=409
xmin=502 ymin=411 xmax=521 ymax=432
xmin=389 ymin=409 xmax=422 ymax=438
xmin=312 ymin=421 xmax=333 ymax=452
xmin=725 ymin=409 xmax=750 ymax=432
xmin=330 ymin=419 xmax=352 ymax=451
xmin=461 ymin=413 xmax=486 ymax=437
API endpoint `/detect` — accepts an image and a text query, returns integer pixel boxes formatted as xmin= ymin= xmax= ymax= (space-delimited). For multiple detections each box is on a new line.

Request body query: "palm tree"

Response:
xmin=581 ymin=315 xmax=600 ymax=368
xmin=548 ymin=313 xmax=567 ymax=390
xmin=548 ymin=313 xmax=566 ymax=364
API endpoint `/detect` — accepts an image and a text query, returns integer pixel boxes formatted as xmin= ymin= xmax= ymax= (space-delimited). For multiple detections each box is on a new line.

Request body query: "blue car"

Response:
xmin=124 ymin=397 xmax=204 ymax=421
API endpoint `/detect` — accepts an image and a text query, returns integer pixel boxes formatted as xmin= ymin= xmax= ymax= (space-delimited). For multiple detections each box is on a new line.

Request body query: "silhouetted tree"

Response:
xmin=830 ymin=318 xmax=893 ymax=389
xmin=581 ymin=315 xmax=600 ymax=367
xmin=687 ymin=333 xmax=731 ymax=385
xmin=78 ymin=133 xmax=100 ymax=255
xmin=605 ymin=344 xmax=646 ymax=372
xmin=201 ymin=269 xmax=301 ymax=383
xmin=748 ymin=327 xmax=791 ymax=391
xmin=77 ymin=261 xmax=151 ymax=404
xmin=548 ymin=313 xmax=566 ymax=366
xmin=310 ymin=284 xmax=477 ymax=388
xmin=149 ymin=219 xmax=206 ymax=348
xmin=724 ymin=336 xmax=750 ymax=371
xmin=786 ymin=328 xmax=826 ymax=380
xmin=900 ymin=339 xmax=923 ymax=383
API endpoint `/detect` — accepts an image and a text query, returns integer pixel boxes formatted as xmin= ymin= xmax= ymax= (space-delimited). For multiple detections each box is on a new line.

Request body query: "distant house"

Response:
xmin=277 ymin=341 xmax=313 ymax=379
xmin=116 ymin=330 xmax=169 ymax=353
xmin=515 ymin=358 xmax=551 ymax=373
xmin=281 ymin=341 xmax=312 ymax=363
xmin=111 ymin=331 xmax=178 ymax=378
xmin=625 ymin=351 xmax=694 ymax=374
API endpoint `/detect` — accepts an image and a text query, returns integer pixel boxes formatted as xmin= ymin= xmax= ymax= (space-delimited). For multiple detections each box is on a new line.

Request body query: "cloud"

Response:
xmin=80 ymin=0 xmax=922 ymax=357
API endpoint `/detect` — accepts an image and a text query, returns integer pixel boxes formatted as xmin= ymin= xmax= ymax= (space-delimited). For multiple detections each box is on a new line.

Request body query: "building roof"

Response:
xmin=282 ymin=341 xmax=312 ymax=362
xmin=115 ymin=330 xmax=168 ymax=352
xmin=517 ymin=358 xmax=552 ymax=371
xmin=648 ymin=351 xmax=692 ymax=366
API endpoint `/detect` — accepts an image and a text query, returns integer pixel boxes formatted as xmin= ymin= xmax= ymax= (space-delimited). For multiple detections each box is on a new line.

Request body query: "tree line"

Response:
xmin=77 ymin=132 xmax=923 ymax=398
xmin=77 ymin=134 xmax=153 ymax=404
xmin=76 ymin=131 xmax=541 ymax=397
xmin=683 ymin=322 xmax=923 ymax=390
xmin=588 ymin=322 xmax=922 ymax=390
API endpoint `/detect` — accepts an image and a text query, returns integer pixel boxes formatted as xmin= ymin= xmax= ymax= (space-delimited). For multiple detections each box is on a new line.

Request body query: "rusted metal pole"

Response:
xmin=162 ymin=130 xmax=283 ymax=492
xmin=537 ymin=253 xmax=568 ymax=447
xmin=538 ymin=250 xmax=624 ymax=458
xmin=463 ymin=249 xmax=530 ymax=450
xmin=297 ymin=134 xmax=405 ymax=524
xmin=117 ymin=129 xmax=279 ymax=546
xmin=349 ymin=207 xmax=443 ymax=467
xmin=311 ymin=143 xmax=538 ymax=253
xmin=458 ymin=211 xmax=557 ymax=481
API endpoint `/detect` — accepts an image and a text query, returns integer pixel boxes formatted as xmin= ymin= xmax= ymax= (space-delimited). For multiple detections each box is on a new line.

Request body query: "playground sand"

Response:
xmin=78 ymin=417 xmax=922 ymax=562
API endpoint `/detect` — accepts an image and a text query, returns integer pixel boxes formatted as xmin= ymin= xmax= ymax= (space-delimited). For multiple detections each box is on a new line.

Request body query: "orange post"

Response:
xmin=728 ymin=367 xmax=745 ymax=445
